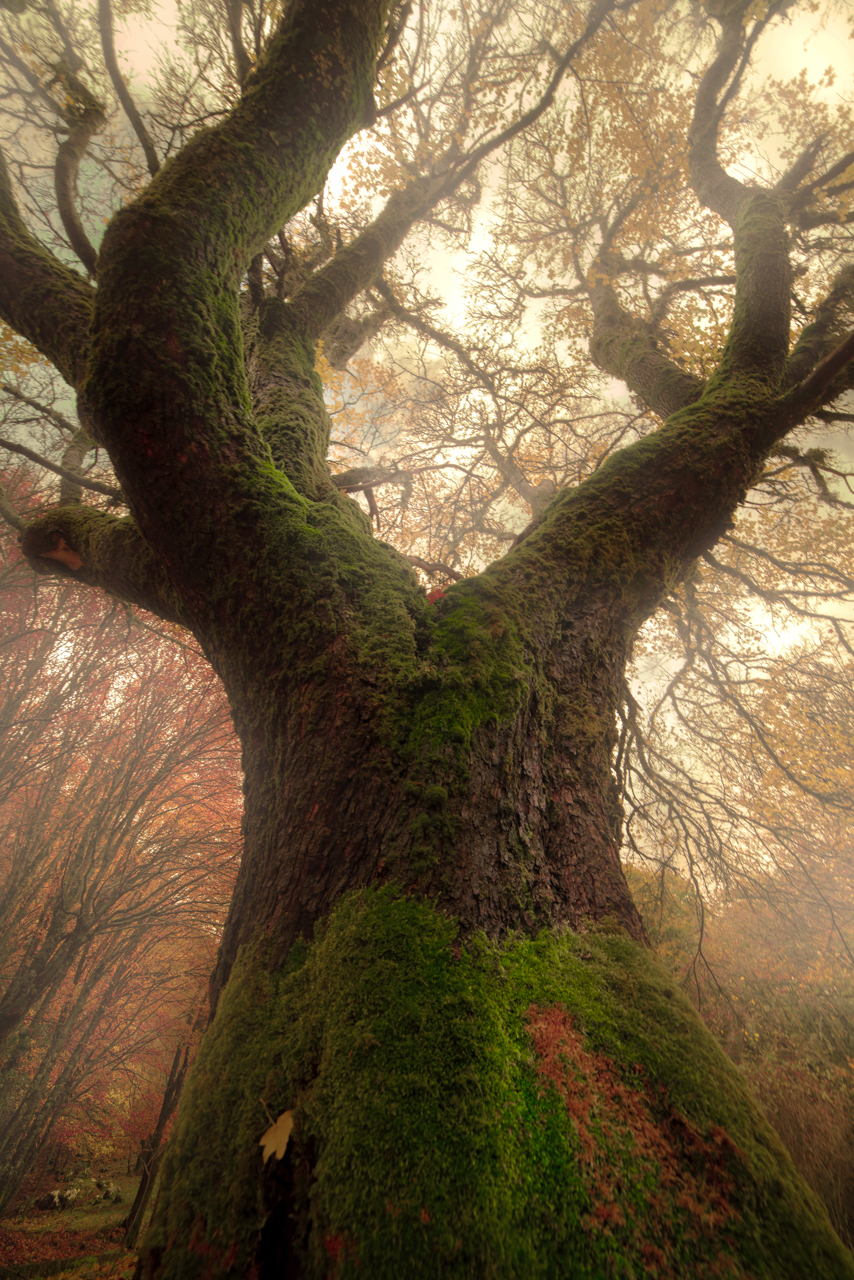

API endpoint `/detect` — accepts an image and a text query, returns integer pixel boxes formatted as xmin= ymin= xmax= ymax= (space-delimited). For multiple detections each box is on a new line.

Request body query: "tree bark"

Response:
xmin=124 ymin=1027 xmax=197 ymax=1249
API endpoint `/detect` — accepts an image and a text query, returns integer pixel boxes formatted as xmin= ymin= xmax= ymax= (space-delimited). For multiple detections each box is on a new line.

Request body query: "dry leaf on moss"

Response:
xmin=260 ymin=1110 xmax=294 ymax=1163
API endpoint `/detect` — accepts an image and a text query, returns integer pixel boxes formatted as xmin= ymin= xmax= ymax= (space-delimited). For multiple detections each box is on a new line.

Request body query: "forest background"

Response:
xmin=0 ymin=0 xmax=853 ymax=1267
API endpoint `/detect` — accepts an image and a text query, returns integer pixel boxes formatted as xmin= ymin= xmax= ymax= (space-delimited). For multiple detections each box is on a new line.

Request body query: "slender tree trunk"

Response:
xmin=0 ymin=952 xmax=134 ymax=1214
xmin=124 ymin=1022 xmax=198 ymax=1247
xmin=125 ymin=1148 xmax=164 ymax=1251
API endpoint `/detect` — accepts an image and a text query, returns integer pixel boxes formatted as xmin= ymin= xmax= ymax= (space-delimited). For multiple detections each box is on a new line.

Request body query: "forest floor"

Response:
xmin=0 ymin=1168 xmax=141 ymax=1279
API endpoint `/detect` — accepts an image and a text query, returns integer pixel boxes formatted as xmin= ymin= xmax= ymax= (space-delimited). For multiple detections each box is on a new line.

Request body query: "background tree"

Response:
xmin=627 ymin=620 xmax=854 ymax=1247
xmin=0 ymin=529 xmax=241 ymax=1213
xmin=119 ymin=1004 xmax=207 ymax=1250
xmin=0 ymin=0 xmax=853 ymax=1274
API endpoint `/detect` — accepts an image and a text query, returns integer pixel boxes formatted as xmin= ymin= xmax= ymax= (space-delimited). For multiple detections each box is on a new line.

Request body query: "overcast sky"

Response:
xmin=114 ymin=1 xmax=854 ymax=98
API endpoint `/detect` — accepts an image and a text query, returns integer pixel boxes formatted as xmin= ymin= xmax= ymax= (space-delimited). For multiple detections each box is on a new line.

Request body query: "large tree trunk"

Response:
xmin=2 ymin=0 xmax=853 ymax=1273
xmin=132 ymin=390 xmax=852 ymax=1275
xmin=211 ymin=567 xmax=647 ymax=1000
xmin=137 ymin=889 xmax=854 ymax=1280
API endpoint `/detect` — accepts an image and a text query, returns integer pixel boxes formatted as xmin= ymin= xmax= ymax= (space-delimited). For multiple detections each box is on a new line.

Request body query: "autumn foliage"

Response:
xmin=0 ymin=510 xmax=241 ymax=1216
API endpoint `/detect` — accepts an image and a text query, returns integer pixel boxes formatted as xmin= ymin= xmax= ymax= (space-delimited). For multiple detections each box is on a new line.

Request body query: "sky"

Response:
xmin=114 ymin=1 xmax=854 ymax=107
xmin=757 ymin=2 xmax=854 ymax=83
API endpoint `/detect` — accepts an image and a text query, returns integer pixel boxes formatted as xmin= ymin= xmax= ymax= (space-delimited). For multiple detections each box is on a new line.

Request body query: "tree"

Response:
xmin=121 ymin=1004 xmax=207 ymax=1249
xmin=0 ymin=533 xmax=241 ymax=1211
xmin=0 ymin=0 xmax=853 ymax=1273
xmin=627 ymin=848 xmax=854 ymax=1250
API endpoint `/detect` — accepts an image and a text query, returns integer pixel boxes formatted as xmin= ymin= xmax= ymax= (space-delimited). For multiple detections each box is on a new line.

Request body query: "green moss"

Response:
xmin=401 ymin=584 xmax=529 ymax=776
xmin=142 ymin=889 xmax=854 ymax=1278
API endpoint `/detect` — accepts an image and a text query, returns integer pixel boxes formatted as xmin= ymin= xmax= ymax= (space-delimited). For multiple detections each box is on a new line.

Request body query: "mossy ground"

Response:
xmin=142 ymin=889 xmax=854 ymax=1278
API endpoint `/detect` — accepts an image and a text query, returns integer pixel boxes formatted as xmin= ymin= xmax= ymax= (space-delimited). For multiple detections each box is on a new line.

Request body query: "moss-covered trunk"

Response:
xmin=133 ymin=463 xmax=851 ymax=1275
xmin=209 ymin=558 xmax=647 ymax=1000
xmin=2 ymin=0 xmax=854 ymax=1272
xmin=137 ymin=891 xmax=854 ymax=1280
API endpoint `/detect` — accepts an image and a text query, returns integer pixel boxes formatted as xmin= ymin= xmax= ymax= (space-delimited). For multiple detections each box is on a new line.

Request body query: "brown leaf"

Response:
xmin=260 ymin=1110 xmax=294 ymax=1163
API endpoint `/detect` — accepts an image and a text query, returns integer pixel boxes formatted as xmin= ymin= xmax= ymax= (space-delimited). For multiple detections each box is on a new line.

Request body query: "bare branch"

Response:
xmin=289 ymin=0 xmax=624 ymax=339
xmin=52 ymin=63 xmax=105 ymax=275
xmin=1 ymin=381 xmax=78 ymax=433
xmin=99 ymin=0 xmax=160 ymax=177
xmin=0 ymin=435 xmax=122 ymax=500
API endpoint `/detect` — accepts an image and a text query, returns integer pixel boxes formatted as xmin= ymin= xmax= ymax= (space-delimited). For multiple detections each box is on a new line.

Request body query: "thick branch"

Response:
xmin=223 ymin=0 xmax=253 ymax=87
xmin=87 ymin=0 xmax=393 ymax=584
xmin=331 ymin=465 xmax=411 ymax=493
xmin=287 ymin=176 xmax=437 ymax=338
xmin=588 ymin=279 xmax=705 ymax=419
xmin=52 ymin=64 xmax=105 ymax=275
xmin=489 ymin=368 xmax=809 ymax=639
xmin=714 ymin=191 xmax=791 ymax=383
xmin=59 ymin=429 xmax=102 ymax=503
xmin=323 ymin=304 xmax=391 ymax=368
xmin=248 ymin=296 xmax=343 ymax=502
xmin=19 ymin=507 xmax=184 ymax=624
xmin=403 ymin=554 xmax=461 ymax=581
xmin=687 ymin=2 xmax=792 ymax=226
xmin=687 ymin=9 xmax=750 ymax=224
xmin=0 ymin=146 xmax=94 ymax=388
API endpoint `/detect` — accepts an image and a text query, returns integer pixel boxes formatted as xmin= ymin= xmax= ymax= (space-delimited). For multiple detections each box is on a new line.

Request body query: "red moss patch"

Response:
xmin=526 ymin=1005 xmax=750 ymax=1278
